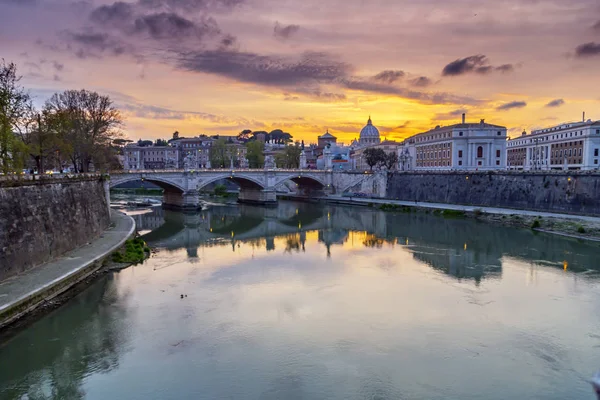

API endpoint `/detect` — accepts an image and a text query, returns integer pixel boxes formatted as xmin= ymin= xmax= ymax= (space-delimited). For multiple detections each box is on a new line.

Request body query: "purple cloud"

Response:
xmin=545 ymin=98 xmax=564 ymax=107
xmin=274 ymin=22 xmax=300 ymax=40
xmin=372 ymin=70 xmax=404 ymax=84
xmin=496 ymin=101 xmax=527 ymax=111
xmin=442 ymin=55 xmax=515 ymax=76
xmin=575 ymin=42 xmax=600 ymax=58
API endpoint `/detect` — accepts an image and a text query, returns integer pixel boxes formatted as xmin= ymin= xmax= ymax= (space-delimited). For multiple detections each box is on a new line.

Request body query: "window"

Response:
xmin=579 ymin=148 xmax=582 ymax=156
xmin=477 ymin=146 xmax=483 ymax=158
xmin=458 ymin=150 xmax=463 ymax=158
xmin=478 ymin=161 xmax=482 ymax=166
xmin=569 ymin=149 xmax=572 ymax=156
xmin=497 ymin=131 xmax=501 ymax=136
xmin=496 ymin=160 xmax=500 ymax=166
xmin=496 ymin=150 xmax=501 ymax=157
xmin=596 ymin=160 xmax=599 ymax=165
xmin=459 ymin=132 xmax=463 ymax=136
xmin=595 ymin=149 xmax=599 ymax=157
xmin=597 ymin=130 xmax=600 ymax=134
xmin=458 ymin=160 xmax=463 ymax=166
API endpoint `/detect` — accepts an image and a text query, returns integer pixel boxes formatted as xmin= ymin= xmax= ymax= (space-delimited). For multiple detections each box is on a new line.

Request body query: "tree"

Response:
xmin=43 ymin=90 xmax=122 ymax=172
xmin=275 ymin=144 xmax=302 ymax=168
xmin=0 ymin=60 xmax=31 ymax=173
xmin=209 ymin=138 xmax=229 ymax=168
xmin=154 ymin=139 xmax=168 ymax=146
xmin=363 ymin=147 xmax=386 ymax=170
xmin=383 ymin=152 xmax=398 ymax=170
xmin=246 ymin=140 xmax=264 ymax=168
xmin=237 ymin=129 xmax=253 ymax=142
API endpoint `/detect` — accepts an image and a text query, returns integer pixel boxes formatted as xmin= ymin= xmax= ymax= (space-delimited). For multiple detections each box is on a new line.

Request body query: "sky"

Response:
xmin=1 ymin=0 xmax=599 ymax=144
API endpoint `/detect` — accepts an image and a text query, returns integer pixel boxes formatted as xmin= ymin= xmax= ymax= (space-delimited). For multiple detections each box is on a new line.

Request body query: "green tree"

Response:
xmin=363 ymin=148 xmax=386 ymax=170
xmin=275 ymin=144 xmax=302 ymax=168
xmin=0 ymin=60 xmax=31 ymax=173
xmin=209 ymin=138 xmax=229 ymax=168
xmin=246 ymin=140 xmax=264 ymax=168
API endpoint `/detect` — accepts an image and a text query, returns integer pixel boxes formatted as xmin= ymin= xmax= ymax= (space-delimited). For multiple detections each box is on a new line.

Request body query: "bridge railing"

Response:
xmin=109 ymin=169 xmax=341 ymax=174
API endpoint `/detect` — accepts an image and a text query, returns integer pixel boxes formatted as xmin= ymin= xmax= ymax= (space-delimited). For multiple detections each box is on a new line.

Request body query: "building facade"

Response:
xmin=123 ymin=145 xmax=179 ymax=170
xmin=400 ymin=115 xmax=508 ymax=171
xmin=507 ymin=119 xmax=600 ymax=171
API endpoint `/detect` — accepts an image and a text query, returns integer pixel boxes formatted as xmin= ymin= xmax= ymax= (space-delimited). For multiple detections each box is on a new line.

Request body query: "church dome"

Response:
xmin=359 ymin=117 xmax=380 ymax=145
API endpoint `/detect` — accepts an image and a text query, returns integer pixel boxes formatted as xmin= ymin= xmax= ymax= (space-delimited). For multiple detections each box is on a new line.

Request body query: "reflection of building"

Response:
xmin=507 ymin=117 xmax=600 ymax=171
xmin=398 ymin=113 xmax=507 ymax=171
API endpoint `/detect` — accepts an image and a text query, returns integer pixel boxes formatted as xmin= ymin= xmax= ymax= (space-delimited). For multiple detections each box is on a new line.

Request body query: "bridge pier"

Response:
xmin=163 ymin=189 xmax=202 ymax=210
xmin=238 ymin=189 xmax=277 ymax=206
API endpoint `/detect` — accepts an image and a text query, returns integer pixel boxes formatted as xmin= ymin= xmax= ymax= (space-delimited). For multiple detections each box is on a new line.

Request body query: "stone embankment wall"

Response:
xmin=387 ymin=172 xmax=600 ymax=215
xmin=0 ymin=176 xmax=110 ymax=280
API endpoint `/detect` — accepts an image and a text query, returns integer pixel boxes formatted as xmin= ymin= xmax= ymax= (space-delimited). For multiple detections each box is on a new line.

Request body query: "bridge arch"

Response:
xmin=109 ymin=175 xmax=186 ymax=193
xmin=196 ymin=174 xmax=266 ymax=191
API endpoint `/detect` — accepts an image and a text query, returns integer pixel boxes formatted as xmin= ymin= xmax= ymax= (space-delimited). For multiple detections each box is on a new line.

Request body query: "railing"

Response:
xmin=0 ymin=173 xmax=104 ymax=185
xmin=109 ymin=169 xmax=349 ymax=174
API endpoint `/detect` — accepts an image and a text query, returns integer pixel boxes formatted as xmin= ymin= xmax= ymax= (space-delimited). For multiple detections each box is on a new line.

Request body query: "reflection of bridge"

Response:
xmin=109 ymin=169 xmax=387 ymax=208
xmin=132 ymin=202 xmax=600 ymax=284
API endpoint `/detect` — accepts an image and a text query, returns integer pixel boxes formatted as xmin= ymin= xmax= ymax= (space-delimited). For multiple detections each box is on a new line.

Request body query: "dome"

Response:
xmin=359 ymin=117 xmax=381 ymax=145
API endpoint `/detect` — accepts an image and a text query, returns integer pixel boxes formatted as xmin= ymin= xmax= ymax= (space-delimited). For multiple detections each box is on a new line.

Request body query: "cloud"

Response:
xmin=120 ymin=102 xmax=231 ymax=122
xmin=67 ymin=32 xmax=133 ymax=58
xmin=410 ymin=76 xmax=432 ymax=87
xmin=273 ymin=22 xmax=300 ymax=40
xmin=138 ymin=0 xmax=245 ymax=12
xmin=132 ymin=12 xmax=220 ymax=40
xmin=90 ymin=2 xmax=134 ymax=26
xmin=495 ymin=64 xmax=514 ymax=73
xmin=433 ymin=109 xmax=468 ymax=121
xmin=442 ymin=55 xmax=515 ymax=76
xmin=496 ymin=101 xmax=527 ymax=111
xmin=575 ymin=42 xmax=600 ymax=58
xmin=294 ymin=88 xmax=347 ymax=102
xmin=52 ymin=61 xmax=64 ymax=71
xmin=545 ymin=98 xmax=564 ymax=108
xmin=178 ymin=50 xmax=352 ymax=86
xmin=339 ymin=78 xmax=480 ymax=105
xmin=0 ymin=0 xmax=37 ymax=5
xmin=372 ymin=70 xmax=404 ymax=84
xmin=593 ymin=21 xmax=600 ymax=31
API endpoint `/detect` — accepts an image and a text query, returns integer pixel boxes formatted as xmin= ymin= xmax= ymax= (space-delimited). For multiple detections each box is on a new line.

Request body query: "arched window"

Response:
xmin=477 ymin=146 xmax=483 ymax=158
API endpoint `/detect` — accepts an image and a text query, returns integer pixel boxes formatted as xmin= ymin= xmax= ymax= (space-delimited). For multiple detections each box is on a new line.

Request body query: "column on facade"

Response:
xmin=488 ymin=142 xmax=493 ymax=167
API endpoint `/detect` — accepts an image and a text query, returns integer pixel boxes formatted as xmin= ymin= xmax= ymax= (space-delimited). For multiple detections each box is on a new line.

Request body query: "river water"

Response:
xmin=2 ymin=201 xmax=600 ymax=400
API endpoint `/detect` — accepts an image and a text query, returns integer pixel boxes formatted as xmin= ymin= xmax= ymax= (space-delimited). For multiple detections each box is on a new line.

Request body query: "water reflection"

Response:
xmin=0 ymin=276 xmax=131 ymax=400
xmin=3 ymin=202 xmax=600 ymax=400
xmin=132 ymin=203 xmax=600 ymax=284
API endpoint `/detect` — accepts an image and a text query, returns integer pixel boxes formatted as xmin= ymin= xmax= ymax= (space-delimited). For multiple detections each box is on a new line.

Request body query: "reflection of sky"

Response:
xmin=3 ymin=216 xmax=600 ymax=399
xmin=74 ymin=236 xmax=600 ymax=400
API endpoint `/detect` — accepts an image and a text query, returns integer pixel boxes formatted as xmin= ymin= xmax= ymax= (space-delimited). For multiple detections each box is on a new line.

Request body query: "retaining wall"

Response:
xmin=0 ymin=176 xmax=110 ymax=280
xmin=387 ymin=172 xmax=600 ymax=215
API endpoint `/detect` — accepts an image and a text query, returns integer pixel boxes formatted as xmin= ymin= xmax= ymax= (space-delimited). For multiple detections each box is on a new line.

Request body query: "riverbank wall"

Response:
xmin=0 ymin=175 xmax=110 ymax=281
xmin=387 ymin=172 xmax=600 ymax=216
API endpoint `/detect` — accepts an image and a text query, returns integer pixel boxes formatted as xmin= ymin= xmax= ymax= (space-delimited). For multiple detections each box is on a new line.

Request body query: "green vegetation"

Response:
xmin=531 ymin=219 xmax=541 ymax=229
xmin=441 ymin=209 xmax=466 ymax=218
xmin=378 ymin=203 xmax=413 ymax=212
xmin=275 ymin=143 xmax=302 ymax=168
xmin=577 ymin=225 xmax=586 ymax=234
xmin=1 ymin=60 xmax=122 ymax=174
xmin=111 ymin=238 xmax=150 ymax=264
xmin=213 ymin=184 xmax=227 ymax=197
xmin=245 ymin=140 xmax=264 ymax=168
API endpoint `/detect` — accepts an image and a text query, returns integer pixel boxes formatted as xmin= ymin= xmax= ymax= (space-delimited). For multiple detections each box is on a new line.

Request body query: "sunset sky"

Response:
xmin=1 ymin=0 xmax=599 ymax=143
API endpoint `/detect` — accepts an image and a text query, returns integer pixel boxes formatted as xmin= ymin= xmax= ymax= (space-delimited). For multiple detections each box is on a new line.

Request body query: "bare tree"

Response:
xmin=44 ymin=90 xmax=122 ymax=172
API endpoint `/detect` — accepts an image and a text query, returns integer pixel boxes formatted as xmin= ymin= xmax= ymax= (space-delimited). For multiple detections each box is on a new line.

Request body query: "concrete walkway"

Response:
xmin=0 ymin=210 xmax=135 ymax=328
xmin=324 ymin=196 xmax=600 ymax=223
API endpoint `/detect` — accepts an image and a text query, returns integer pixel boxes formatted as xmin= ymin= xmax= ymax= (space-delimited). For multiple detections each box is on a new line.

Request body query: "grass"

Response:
xmin=531 ymin=219 xmax=541 ymax=229
xmin=378 ymin=203 xmax=413 ymax=212
xmin=441 ymin=209 xmax=466 ymax=218
xmin=111 ymin=238 xmax=150 ymax=264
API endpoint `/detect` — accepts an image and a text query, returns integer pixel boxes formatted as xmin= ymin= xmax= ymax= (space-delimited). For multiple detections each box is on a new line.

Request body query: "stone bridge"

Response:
xmin=109 ymin=169 xmax=387 ymax=208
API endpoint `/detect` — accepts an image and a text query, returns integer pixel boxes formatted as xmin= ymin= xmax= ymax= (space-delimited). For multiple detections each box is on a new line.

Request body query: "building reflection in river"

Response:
xmin=127 ymin=202 xmax=600 ymax=285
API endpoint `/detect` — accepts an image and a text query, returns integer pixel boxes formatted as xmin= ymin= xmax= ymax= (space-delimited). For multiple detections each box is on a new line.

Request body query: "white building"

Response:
xmin=400 ymin=114 xmax=508 ymax=171
xmin=123 ymin=145 xmax=179 ymax=170
xmin=507 ymin=117 xmax=600 ymax=171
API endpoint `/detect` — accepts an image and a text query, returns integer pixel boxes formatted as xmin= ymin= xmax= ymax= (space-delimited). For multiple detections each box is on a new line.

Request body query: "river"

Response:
xmin=1 ymin=201 xmax=600 ymax=399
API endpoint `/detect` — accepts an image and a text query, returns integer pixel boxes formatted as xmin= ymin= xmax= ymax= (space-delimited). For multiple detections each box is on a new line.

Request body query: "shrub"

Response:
xmin=531 ymin=219 xmax=541 ymax=229
xmin=473 ymin=208 xmax=483 ymax=217
xmin=442 ymin=209 xmax=465 ymax=218
xmin=577 ymin=226 xmax=586 ymax=234
xmin=214 ymin=184 xmax=227 ymax=197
